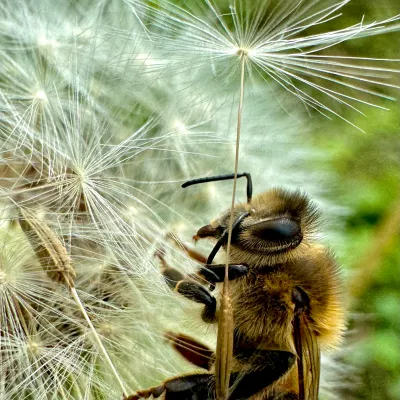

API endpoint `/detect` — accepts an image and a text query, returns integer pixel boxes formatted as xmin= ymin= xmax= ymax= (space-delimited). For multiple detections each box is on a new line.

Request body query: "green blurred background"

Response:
xmin=309 ymin=2 xmax=400 ymax=398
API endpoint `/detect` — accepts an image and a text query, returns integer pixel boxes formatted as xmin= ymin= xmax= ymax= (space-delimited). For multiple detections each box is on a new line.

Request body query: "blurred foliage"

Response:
xmin=305 ymin=2 xmax=400 ymax=397
xmin=310 ymin=108 xmax=400 ymax=399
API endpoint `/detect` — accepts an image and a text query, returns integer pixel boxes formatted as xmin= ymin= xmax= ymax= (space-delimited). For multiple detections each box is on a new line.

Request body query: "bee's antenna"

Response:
xmin=182 ymin=173 xmax=253 ymax=203
xmin=206 ymin=212 xmax=249 ymax=265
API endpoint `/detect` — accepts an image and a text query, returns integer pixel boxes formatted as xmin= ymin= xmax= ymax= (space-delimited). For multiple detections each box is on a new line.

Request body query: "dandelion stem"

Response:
xmin=215 ymin=52 xmax=247 ymax=400
xmin=69 ymin=284 xmax=129 ymax=398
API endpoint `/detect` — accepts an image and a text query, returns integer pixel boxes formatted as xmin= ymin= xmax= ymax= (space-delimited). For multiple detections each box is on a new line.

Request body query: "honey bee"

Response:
xmin=129 ymin=173 xmax=345 ymax=400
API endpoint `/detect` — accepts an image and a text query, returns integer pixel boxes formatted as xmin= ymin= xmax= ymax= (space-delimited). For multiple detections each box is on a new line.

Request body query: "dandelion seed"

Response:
xmin=33 ymin=90 xmax=48 ymax=103
xmin=136 ymin=0 xmax=400 ymax=128
xmin=0 ymin=234 xmax=94 ymax=398
xmin=174 ymin=120 xmax=187 ymax=134
xmin=16 ymin=209 xmax=129 ymax=396
xmin=18 ymin=208 xmax=76 ymax=285
xmin=1 ymin=0 xmax=395 ymax=399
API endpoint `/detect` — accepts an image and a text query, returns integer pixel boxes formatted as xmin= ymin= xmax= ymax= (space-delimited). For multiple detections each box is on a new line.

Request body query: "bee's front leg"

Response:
xmin=157 ymin=252 xmax=217 ymax=323
xmin=156 ymin=253 xmax=247 ymax=323
xmin=196 ymin=264 xmax=248 ymax=290
xmin=126 ymin=373 xmax=214 ymax=400
xmin=174 ymin=280 xmax=217 ymax=323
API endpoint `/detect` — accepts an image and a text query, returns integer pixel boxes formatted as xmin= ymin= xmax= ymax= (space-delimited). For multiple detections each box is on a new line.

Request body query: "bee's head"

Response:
xmin=196 ymin=188 xmax=320 ymax=265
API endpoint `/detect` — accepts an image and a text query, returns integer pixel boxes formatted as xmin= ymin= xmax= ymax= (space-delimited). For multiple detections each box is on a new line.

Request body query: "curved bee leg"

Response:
xmin=125 ymin=384 xmax=165 ymax=399
xmin=131 ymin=350 xmax=295 ymax=399
xmin=127 ymin=373 xmax=214 ymax=400
xmin=197 ymin=264 xmax=248 ymax=291
xmin=156 ymin=252 xmax=217 ymax=322
xmin=156 ymin=251 xmax=247 ymax=322
xmin=271 ymin=393 xmax=299 ymax=400
xmin=158 ymin=236 xmax=248 ymax=290
xmin=156 ymin=249 xmax=208 ymax=288
xmin=165 ymin=332 xmax=215 ymax=370
xmin=164 ymin=234 xmax=248 ymax=288
xmin=167 ymin=232 xmax=208 ymax=264
xmin=175 ymin=280 xmax=217 ymax=323
xmin=228 ymin=350 xmax=296 ymax=400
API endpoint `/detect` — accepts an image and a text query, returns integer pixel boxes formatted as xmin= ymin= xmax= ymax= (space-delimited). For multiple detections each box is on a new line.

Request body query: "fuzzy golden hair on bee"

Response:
xmin=290 ymin=245 xmax=346 ymax=350
xmin=197 ymin=188 xmax=322 ymax=268
xmin=131 ymin=175 xmax=346 ymax=400
xmin=228 ymin=243 xmax=345 ymax=348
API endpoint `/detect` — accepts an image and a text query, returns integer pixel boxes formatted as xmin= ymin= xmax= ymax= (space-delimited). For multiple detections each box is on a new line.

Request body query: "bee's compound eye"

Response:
xmin=251 ymin=218 xmax=301 ymax=242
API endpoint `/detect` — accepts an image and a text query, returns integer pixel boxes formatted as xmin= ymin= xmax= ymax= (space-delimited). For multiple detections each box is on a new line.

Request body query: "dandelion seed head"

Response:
xmin=97 ymin=322 xmax=116 ymax=338
xmin=235 ymin=47 xmax=250 ymax=57
xmin=0 ymin=269 xmax=7 ymax=284
xmin=140 ymin=0 xmax=400 ymax=128
xmin=174 ymin=120 xmax=187 ymax=134
xmin=73 ymin=167 xmax=88 ymax=185
xmin=208 ymin=183 xmax=217 ymax=198
xmin=0 ymin=0 xmax=396 ymax=397
xmin=26 ymin=340 xmax=41 ymax=357
xmin=37 ymin=35 xmax=60 ymax=53
xmin=33 ymin=89 xmax=48 ymax=103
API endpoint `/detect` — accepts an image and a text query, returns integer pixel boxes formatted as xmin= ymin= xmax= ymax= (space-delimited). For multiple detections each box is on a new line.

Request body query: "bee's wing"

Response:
xmin=294 ymin=312 xmax=320 ymax=400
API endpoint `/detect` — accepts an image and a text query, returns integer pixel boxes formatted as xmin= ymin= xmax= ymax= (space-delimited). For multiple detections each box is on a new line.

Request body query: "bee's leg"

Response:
xmin=160 ymin=236 xmax=248 ymax=289
xmin=167 ymin=232 xmax=208 ymax=263
xmin=131 ymin=349 xmax=295 ymax=399
xmin=271 ymin=393 xmax=298 ymax=400
xmin=228 ymin=350 xmax=296 ymax=400
xmin=157 ymin=253 xmax=185 ymax=290
xmin=197 ymin=264 xmax=248 ymax=290
xmin=175 ymin=280 xmax=217 ymax=323
xmin=156 ymin=252 xmax=217 ymax=323
xmin=125 ymin=384 xmax=165 ymax=399
xmin=165 ymin=332 xmax=215 ymax=370
xmin=127 ymin=373 xmax=214 ymax=400
xmin=162 ymin=374 xmax=214 ymax=400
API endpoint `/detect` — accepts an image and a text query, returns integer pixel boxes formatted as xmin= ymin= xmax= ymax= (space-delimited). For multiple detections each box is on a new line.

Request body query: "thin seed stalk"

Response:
xmin=13 ymin=299 xmax=31 ymax=337
xmin=215 ymin=52 xmax=247 ymax=400
xmin=18 ymin=208 xmax=128 ymax=397
xmin=69 ymin=284 xmax=128 ymax=397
